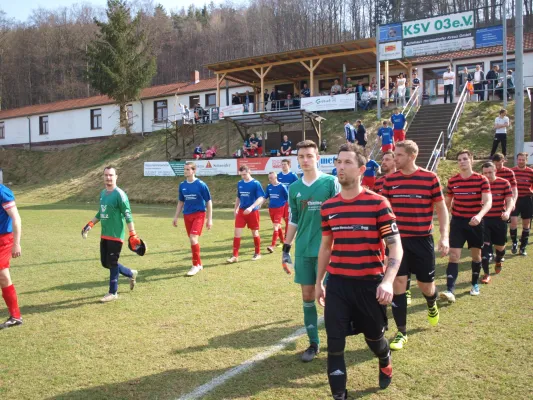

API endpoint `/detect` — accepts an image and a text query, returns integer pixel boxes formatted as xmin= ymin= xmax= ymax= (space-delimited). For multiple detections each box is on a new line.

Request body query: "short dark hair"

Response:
xmin=492 ymin=153 xmax=505 ymax=162
xmin=517 ymin=152 xmax=529 ymax=158
xmin=499 ymin=108 xmax=506 ymax=115
xmin=382 ymin=150 xmax=395 ymax=158
xmin=482 ymin=161 xmax=495 ymax=169
xmin=456 ymin=149 xmax=473 ymax=160
xmin=344 ymin=120 xmax=349 ymax=123
xmin=104 ymin=166 xmax=117 ymax=173
xmin=337 ymin=143 xmax=366 ymax=167
xmin=356 ymin=119 xmax=362 ymax=124
xmin=281 ymin=158 xmax=291 ymax=165
xmin=296 ymin=140 xmax=318 ymax=152
xmin=239 ymin=165 xmax=250 ymax=172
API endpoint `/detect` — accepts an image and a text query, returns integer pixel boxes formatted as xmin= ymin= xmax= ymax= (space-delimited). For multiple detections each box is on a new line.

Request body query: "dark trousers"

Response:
xmin=474 ymin=83 xmax=485 ymax=101
xmin=490 ymin=133 xmax=507 ymax=157
xmin=444 ymin=85 xmax=454 ymax=103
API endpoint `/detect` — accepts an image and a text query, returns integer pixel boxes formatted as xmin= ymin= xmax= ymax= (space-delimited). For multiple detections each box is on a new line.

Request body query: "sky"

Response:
xmin=2 ymin=0 xmax=236 ymax=22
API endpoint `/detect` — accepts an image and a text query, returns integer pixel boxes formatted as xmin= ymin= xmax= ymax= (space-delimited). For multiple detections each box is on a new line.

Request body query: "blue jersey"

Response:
xmin=0 ymin=185 xmax=15 ymax=234
xmin=237 ymin=179 xmax=266 ymax=210
xmin=277 ymin=171 xmax=299 ymax=188
xmin=265 ymin=183 xmax=288 ymax=209
xmin=178 ymin=179 xmax=211 ymax=215
xmin=194 ymin=146 xmax=203 ymax=155
xmin=281 ymin=140 xmax=292 ymax=151
xmin=378 ymin=127 xmax=394 ymax=145
xmin=331 ymin=168 xmax=337 ymax=176
xmin=363 ymin=160 xmax=380 ymax=177
xmin=251 ymin=138 xmax=262 ymax=148
xmin=391 ymin=113 xmax=406 ymax=130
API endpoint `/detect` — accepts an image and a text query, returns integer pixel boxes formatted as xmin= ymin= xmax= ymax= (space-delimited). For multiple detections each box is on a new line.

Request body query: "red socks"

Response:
xmin=233 ymin=237 xmax=241 ymax=257
xmin=253 ymin=236 xmax=261 ymax=254
xmin=191 ymin=243 xmax=201 ymax=266
xmin=2 ymin=285 xmax=21 ymax=319
xmin=278 ymin=228 xmax=285 ymax=243
xmin=271 ymin=230 xmax=279 ymax=246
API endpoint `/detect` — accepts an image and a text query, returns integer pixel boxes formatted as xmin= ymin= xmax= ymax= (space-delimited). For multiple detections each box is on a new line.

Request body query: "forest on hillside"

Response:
xmin=0 ymin=0 xmax=531 ymax=110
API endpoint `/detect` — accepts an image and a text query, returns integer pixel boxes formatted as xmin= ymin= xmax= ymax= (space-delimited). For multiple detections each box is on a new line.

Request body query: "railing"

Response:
xmin=446 ymin=83 xmax=469 ymax=155
xmin=426 ymin=131 xmax=444 ymax=172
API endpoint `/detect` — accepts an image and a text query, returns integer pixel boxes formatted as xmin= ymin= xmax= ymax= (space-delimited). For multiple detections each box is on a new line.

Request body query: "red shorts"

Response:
xmin=235 ymin=209 xmax=260 ymax=230
xmin=283 ymin=203 xmax=289 ymax=221
xmin=193 ymin=154 xmax=201 ymax=160
xmin=184 ymin=212 xmax=206 ymax=236
xmin=382 ymin=143 xmax=394 ymax=153
xmin=269 ymin=206 xmax=285 ymax=224
xmin=361 ymin=176 xmax=376 ymax=188
xmin=393 ymin=129 xmax=406 ymax=142
xmin=0 ymin=233 xmax=13 ymax=270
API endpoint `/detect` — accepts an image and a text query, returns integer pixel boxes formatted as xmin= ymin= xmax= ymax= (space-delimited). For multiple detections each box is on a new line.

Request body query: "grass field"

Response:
xmin=1 ymin=202 xmax=532 ymax=400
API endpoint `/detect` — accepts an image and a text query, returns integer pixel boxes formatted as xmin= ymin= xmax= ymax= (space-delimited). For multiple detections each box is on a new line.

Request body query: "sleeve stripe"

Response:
xmin=2 ymin=201 xmax=16 ymax=210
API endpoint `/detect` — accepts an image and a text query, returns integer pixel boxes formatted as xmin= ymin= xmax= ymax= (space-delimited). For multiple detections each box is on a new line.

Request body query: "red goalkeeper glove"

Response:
xmin=82 ymin=221 xmax=94 ymax=239
xmin=129 ymin=230 xmax=141 ymax=249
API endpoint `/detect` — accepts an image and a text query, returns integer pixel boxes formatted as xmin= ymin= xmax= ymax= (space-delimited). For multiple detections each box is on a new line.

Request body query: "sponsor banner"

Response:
xmin=403 ymin=30 xmax=474 ymax=58
xmin=238 ymin=156 xmax=299 ymax=174
xmin=476 ymin=25 xmax=503 ymax=48
xmin=144 ymin=162 xmax=185 ymax=177
xmin=188 ymin=159 xmax=238 ymax=176
xmin=301 ymin=94 xmax=356 ymax=112
xmin=219 ymin=104 xmax=244 ymax=118
xmin=402 ymin=11 xmax=474 ymax=39
xmin=524 ymin=142 xmax=533 ymax=158
xmin=379 ymin=41 xmax=403 ymax=61
xmin=379 ymin=23 xmax=402 ymax=43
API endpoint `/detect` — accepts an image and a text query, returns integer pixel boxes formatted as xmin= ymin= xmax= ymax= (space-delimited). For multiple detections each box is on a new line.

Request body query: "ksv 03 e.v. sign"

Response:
xmin=403 ymin=11 xmax=474 ymax=39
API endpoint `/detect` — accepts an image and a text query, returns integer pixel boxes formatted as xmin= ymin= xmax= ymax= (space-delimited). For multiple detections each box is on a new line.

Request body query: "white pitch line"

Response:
xmin=177 ymin=317 xmax=324 ymax=400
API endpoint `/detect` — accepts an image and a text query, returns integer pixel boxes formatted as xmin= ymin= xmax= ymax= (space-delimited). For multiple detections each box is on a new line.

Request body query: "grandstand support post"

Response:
xmin=385 ymin=61 xmax=389 ymax=106
xmin=302 ymin=112 xmax=306 ymax=141
xmin=300 ymin=58 xmax=323 ymax=97
xmin=502 ymin=0 xmax=507 ymax=108
xmin=226 ymin=119 xmax=230 ymax=157
xmin=253 ymin=66 xmax=272 ymax=111
xmin=216 ymin=73 xmax=226 ymax=107
xmin=376 ymin=24 xmax=381 ymax=120
xmin=515 ymin=0 xmax=524 ymax=156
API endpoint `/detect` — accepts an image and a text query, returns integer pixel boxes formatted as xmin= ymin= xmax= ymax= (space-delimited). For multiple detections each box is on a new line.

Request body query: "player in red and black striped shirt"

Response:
xmin=382 ymin=140 xmax=449 ymax=350
xmin=493 ymin=153 xmax=518 ymax=204
xmin=372 ymin=151 xmax=396 ymax=195
xmin=443 ymin=150 xmax=492 ymax=301
xmin=510 ymin=152 xmax=533 ymax=256
xmin=481 ymin=162 xmax=513 ymax=281
xmin=316 ymin=143 xmax=403 ymax=396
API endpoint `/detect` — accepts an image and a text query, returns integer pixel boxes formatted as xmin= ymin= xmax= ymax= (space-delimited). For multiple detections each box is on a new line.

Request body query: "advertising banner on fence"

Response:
xmin=403 ymin=30 xmax=474 ymax=58
xmin=475 ymin=25 xmax=503 ymax=48
xmin=379 ymin=40 xmax=403 ymax=61
xmin=301 ymin=94 xmax=356 ymax=112
xmin=219 ymin=104 xmax=244 ymax=118
xmin=237 ymin=156 xmax=299 ymax=174
xmin=379 ymin=23 xmax=402 ymax=43
xmin=402 ymin=11 xmax=474 ymax=39
xmin=190 ymin=159 xmax=238 ymax=176
xmin=144 ymin=162 xmax=185 ymax=177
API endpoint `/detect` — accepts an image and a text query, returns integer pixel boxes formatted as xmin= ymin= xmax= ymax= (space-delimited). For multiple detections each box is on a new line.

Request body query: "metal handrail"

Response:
xmin=428 ymin=143 xmax=443 ymax=172
xmin=402 ymin=86 xmax=420 ymax=119
xmin=446 ymin=84 xmax=468 ymax=154
xmin=426 ymin=131 xmax=444 ymax=171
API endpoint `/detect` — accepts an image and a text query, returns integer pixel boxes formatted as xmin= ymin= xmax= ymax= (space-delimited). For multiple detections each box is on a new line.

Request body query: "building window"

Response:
xmin=39 ymin=116 xmax=49 ymax=135
xmin=154 ymin=100 xmax=168 ymax=122
xmin=91 ymin=108 xmax=102 ymax=130
xmin=205 ymin=93 xmax=216 ymax=107
xmin=0 ymin=122 xmax=4 ymax=139
xmin=455 ymin=63 xmax=478 ymax=94
xmin=189 ymin=95 xmax=200 ymax=108
xmin=490 ymin=60 xmax=516 ymax=72
xmin=127 ymin=104 xmax=134 ymax=126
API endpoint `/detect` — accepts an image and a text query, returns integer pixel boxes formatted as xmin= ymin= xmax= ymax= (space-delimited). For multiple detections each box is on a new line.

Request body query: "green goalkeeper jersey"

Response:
xmin=95 ymin=187 xmax=133 ymax=242
xmin=289 ymin=172 xmax=340 ymax=257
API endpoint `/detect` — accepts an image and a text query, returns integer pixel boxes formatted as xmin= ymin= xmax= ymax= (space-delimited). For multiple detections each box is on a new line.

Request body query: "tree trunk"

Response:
xmin=119 ymin=102 xmax=130 ymax=135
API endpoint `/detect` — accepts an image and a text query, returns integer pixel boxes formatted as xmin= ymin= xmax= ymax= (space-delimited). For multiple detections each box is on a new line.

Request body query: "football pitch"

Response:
xmin=1 ymin=203 xmax=532 ymax=400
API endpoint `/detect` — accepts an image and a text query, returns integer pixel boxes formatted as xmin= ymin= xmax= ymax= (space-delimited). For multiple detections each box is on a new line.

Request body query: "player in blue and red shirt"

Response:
xmin=173 ymin=162 xmax=213 ymax=276
xmin=377 ymin=120 xmax=394 ymax=153
xmin=265 ymin=172 xmax=289 ymax=253
xmin=193 ymin=143 xmax=203 ymax=160
xmin=390 ymin=108 xmax=407 ymax=142
xmin=277 ymin=159 xmax=299 ymax=234
xmin=361 ymin=159 xmax=380 ymax=188
xmin=0 ymin=184 xmax=23 ymax=329
xmin=227 ymin=165 xmax=266 ymax=263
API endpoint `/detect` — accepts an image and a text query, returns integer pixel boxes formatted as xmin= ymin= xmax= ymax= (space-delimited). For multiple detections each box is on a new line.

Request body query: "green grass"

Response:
xmin=1 ymin=203 xmax=532 ymax=399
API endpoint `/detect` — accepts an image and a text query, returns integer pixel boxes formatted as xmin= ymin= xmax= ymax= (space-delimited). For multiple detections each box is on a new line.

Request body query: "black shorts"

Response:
xmin=100 ymin=239 xmax=123 ymax=269
xmin=397 ymin=236 xmax=435 ymax=283
xmin=511 ymin=196 xmax=533 ymax=219
xmin=325 ymin=274 xmax=387 ymax=340
xmin=450 ymin=217 xmax=484 ymax=249
xmin=483 ymin=218 xmax=507 ymax=246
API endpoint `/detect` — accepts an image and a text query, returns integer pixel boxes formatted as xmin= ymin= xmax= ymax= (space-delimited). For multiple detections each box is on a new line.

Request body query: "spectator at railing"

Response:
xmin=345 ymin=77 xmax=354 ymax=93
xmin=358 ymin=87 xmax=373 ymax=110
xmin=280 ymin=135 xmax=292 ymax=156
xmin=244 ymin=90 xmax=251 ymax=112
xmin=264 ymin=89 xmax=270 ymax=111
xmin=473 ymin=65 xmax=485 ymax=101
xmin=355 ymin=81 xmax=366 ymax=100
xmin=495 ymin=70 xmax=515 ymax=101
xmin=388 ymin=77 xmax=396 ymax=101
xmin=193 ymin=143 xmax=204 ymax=159
xmin=443 ymin=66 xmax=455 ymax=104
xmin=490 ymin=108 xmax=510 ymax=157
xmin=330 ymin=79 xmax=342 ymax=95
xmin=370 ymin=76 xmax=377 ymax=90
xmin=232 ymin=94 xmax=241 ymax=105
xmin=270 ymin=88 xmax=278 ymax=111
xmin=293 ymin=92 xmax=301 ymax=108
xmin=250 ymin=133 xmax=263 ymax=156
xmin=396 ymin=73 xmax=406 ymax=106
xmin=412 ymin=72 xmax=421 ymax=93
xmin=486 ymin=65 xmax=499 ymax=99
xmin=355 ymin=120 xmax=367 ymax=148
xmin=344 ymin=120 xmax=356 ymax=144
xmin=405 ymin=79 xmax=411 ymax=101
xmin=459 ymin=67 xmax=473 ymax=96
xmin=301 ymin=83 xmax=310 ymax=98
xmin=284 ymin=93 xmax=294 ymax=109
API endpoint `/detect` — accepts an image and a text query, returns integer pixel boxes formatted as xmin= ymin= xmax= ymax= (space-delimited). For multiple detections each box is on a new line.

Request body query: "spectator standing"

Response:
xmin=344 ymin=120 xmax=356 ymax=144
xmin=358 ymin=87 xmax=372 ymax=110
xmin=396 ymin=73 xmax=406 ymax=106
xmin=459 ymin=67 xmax=473 ymax=97
xmin=370 ymin=76 xmax=378 ymax=90
xmin=443 ymin=66 xmax=455 ymax=104
xmin=355 ymin=120 xmax=367 ymax=148
xmin=378 ymin=120 xmax=394 ymax=153
xmin=232 ymin=94 xmax=241 ymax=105
xmin=356 ymin=81 xmax=366 ymax=100
xmin=490 ymin=109 xmax=510 ymax=157
xmin=473 ymin=65 xmax=485 ymax=101
xmin=486 ymin=65 xmax=499 ymax=99
xmin=284 ymin=94 xmax=294 ymax=109
xmin=388 ymin=77 xmax=396 ymax=101
xmin=301 ymin=83 xmax=311 ymax=98
xmin=263 ymin=89 xmax=270 ymax=111
xmin=330 ymin=79 xmax=342 ymax=95
xmin=244 ymin=90 xmax=251 ymax=112
xmin=280 ymin=135 xmax=292 ymax=156
xmin=380 ymin=74 xmax=386 ymax=89
xmin=345 ymin=77 xmax=354 ymax=93
xmin=412 ymin=73 xmax=421 ymax=93
xmin=270 ymin=89 xmax=278 ymax=110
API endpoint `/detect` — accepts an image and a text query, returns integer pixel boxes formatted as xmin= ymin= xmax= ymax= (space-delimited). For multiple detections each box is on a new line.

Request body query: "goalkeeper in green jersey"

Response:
xmin=282 ymin=140 xmax=340 ymax=362
xmin=81 ymin=167 xmax=142 ymax=303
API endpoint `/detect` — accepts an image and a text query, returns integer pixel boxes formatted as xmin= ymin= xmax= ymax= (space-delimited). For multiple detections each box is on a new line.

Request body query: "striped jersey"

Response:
xmin=496 ymin=166 xmax=517 ymax=189
xmin=511 ymin=166 xmax=533 ymax=198
xmin=382 ymin=168 xmax=443 ymax=237
xmin=373 ymin=176 xmax=386 ymax=194
xmin=446 ymin=172 xmax=491 ymax=218
xmin=320 ymin=189 xmax=398 ymax=280
xmin=485 ymin=177 xmax=512 ymax=218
